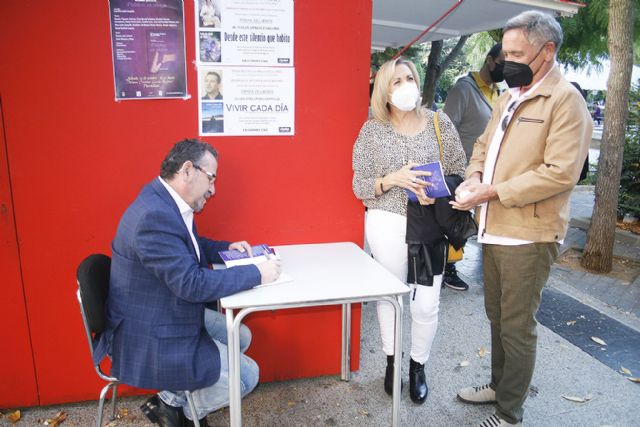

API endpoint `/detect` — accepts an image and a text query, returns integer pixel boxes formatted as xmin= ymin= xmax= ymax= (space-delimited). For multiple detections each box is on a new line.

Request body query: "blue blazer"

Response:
xmin=96 ymin=178 xmax=261 ymax=391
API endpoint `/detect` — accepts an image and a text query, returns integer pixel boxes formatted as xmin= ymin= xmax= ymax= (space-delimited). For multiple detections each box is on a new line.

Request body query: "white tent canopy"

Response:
xmin=372 ymin=0 xmax=582 ymax=49
xmin=561 ymin=60 xmax=640 ymax=91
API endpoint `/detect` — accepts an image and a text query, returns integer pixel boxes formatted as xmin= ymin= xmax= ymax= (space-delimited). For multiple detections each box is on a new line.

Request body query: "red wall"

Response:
xmin=0 ymin=0 xmax=371 ymax=406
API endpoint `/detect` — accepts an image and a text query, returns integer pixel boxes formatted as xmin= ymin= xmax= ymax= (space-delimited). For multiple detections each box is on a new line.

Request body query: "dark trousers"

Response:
xmin=483 ymin=242 xmax=559 ymax=424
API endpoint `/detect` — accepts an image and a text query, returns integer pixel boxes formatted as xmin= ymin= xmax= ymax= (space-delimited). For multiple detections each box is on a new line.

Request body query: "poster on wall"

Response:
xmin=109 ymin=0 xmax=188 ymax=100
xmin=195 ymin=0 xmax=293 ymax=66
xmin=198 ymin=66 xmax=294 ymax=136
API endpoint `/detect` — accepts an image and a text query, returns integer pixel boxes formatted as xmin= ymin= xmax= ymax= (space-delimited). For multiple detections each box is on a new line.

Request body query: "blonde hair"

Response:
xmin=371 ymin=57 xmax=422 ymax=123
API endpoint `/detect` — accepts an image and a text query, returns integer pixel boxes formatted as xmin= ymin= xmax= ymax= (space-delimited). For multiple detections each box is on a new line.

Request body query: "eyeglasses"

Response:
xmin=193 ymin=164 xmax=216 ymax=182
xmin=501 ymin=101 xmax=518 ymax=132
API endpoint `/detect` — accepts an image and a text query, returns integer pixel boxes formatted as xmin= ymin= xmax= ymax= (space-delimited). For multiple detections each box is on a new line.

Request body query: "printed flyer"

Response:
xmin=195 ymin=0 xmax=293 ymax=66
xmin=198 ymin=66 xmax=294 ymax=136
xmin=109 ymin=0 xmax=187 ymax=100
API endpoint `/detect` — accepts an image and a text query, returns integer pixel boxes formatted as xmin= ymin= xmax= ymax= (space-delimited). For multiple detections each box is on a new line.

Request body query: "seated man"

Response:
xmin=95 ymin=139 xmax=281 ymax=426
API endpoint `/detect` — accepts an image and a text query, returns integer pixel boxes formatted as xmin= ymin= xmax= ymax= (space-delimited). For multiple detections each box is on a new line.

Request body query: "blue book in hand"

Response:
xmin=405 ymin=161 xmax=451 ymax=202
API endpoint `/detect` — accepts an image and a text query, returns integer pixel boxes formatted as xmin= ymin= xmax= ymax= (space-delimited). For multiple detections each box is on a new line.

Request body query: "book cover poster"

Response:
xmin=195 ymin=0 xmax=293 ymax=66
xmin=109 ymin=0 xmax=187 ymax=100
xmin=198 ymin=66 xmax=294 ymax=136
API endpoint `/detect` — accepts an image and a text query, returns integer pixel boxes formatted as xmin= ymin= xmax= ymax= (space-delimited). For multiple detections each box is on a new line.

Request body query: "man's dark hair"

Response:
xmin=206 ymin=71 xmax=221 ymax=83
xmin=488 ymin=43 xmax=502 ymax=60
xmin=160 ymin=139 xmax=218 ymax=179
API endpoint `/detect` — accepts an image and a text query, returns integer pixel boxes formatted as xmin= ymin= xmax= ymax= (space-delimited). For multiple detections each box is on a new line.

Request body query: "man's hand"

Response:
xmin=450 ymin=174 xmax=497 ymax=211
xmin=257 ymin=259 xmax=282 ymax=284
xmin=229 ymin=241 xmax=253 ymax=257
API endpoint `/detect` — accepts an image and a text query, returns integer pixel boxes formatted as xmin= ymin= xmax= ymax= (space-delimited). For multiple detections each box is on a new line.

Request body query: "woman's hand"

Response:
xmin=386 ymin=162 xmax=432 ymax=195
xmin=416 ymin=191 xmax=436 ymax=205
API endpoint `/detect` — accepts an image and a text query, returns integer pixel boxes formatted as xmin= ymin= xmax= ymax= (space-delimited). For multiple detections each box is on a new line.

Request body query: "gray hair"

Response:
xmin=504 ymin=10 xmax=563 ymax=53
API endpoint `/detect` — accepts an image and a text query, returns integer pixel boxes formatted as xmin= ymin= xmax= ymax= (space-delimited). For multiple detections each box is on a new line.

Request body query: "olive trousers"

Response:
xmin=483 ymin=242 xmax=559 ymax=424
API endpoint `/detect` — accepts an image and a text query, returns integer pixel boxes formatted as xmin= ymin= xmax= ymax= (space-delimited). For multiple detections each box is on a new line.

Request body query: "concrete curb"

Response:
xmin=570 ymin=216 xmax=640 ymax=246
xmin=573 ymin=184 xmax=595 ymax=192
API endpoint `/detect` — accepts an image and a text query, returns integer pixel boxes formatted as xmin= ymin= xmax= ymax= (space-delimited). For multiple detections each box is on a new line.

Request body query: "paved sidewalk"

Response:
xmin=2 ymin=187 xmax=639 ymax=427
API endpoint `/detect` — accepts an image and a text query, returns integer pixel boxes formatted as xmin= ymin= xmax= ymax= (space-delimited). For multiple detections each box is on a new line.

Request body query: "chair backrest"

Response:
xmin=77 ymin=254 xmax=111 ymax=336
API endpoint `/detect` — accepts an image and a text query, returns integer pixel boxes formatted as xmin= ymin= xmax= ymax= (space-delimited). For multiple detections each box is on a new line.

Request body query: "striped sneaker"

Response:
xmin=457 ymin=384 xmax=497 ymax=404
xmin=478 ymin=414 xmax=521 ymax=426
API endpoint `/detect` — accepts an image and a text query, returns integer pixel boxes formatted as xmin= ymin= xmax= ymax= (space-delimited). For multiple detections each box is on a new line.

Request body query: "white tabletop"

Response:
xmin=220 ymin=242 xmax=409 ymax=310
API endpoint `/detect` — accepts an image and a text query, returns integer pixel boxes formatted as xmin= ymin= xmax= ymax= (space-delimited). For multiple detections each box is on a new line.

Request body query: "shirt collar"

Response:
xmin=158 ymin=177 xmax=193 ymax=216
xmin=471 ymin=71 xmax=496 ymax=91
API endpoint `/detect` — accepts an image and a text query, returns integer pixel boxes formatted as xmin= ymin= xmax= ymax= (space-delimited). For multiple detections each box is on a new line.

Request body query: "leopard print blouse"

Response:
xmin=352 ymin=109 xmax=466 ymax=217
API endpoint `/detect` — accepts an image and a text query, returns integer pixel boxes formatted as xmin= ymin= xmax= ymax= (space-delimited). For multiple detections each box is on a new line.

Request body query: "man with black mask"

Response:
xmin=451 ymin=11 xmax=591 ymax=427
xmin=442 ymin=43 xmax=504 ymax=292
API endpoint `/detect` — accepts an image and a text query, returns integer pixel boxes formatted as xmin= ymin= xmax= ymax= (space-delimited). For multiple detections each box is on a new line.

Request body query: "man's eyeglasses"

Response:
xmin=501 ymin=101 xmax=518 ymax=132
xmin=193 ymin=164 xmax=216 ymax=182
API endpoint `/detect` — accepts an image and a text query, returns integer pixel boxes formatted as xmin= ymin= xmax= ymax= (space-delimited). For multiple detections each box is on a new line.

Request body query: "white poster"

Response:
xmin=198 ymin=66 xmax=294 ymax=136
xmin=195 ymin=0 xmax=294 ymax=66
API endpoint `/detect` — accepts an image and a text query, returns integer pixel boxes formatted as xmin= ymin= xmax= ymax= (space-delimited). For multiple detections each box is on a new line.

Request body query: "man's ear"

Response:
xmin=179 ymin=161 xmax=193 ymax=179
xmin=486 ymin=55 xmax=495 ymax=69
xmin=543 ymin=42 xmax=556 ymax=62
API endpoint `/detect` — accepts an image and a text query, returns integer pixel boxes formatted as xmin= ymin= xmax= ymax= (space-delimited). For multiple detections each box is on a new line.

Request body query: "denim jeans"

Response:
xmin=159 ymin=309 xmax=259 ymax=420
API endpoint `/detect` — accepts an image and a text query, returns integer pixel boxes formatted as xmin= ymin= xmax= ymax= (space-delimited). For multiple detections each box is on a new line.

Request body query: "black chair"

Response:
xmin=76 ymin=254 xmax=200 ymax=427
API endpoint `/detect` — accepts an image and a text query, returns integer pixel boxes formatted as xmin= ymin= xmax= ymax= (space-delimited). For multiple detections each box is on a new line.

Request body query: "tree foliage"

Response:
xmin=559 ymin=0 xmax=640 ymax=68
xmin=618 ymin=80 xmax=640 ymax=216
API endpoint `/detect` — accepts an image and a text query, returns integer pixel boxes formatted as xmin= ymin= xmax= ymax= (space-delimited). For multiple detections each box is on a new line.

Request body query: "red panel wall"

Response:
xmin=0 ymin=98 xmax=39 ymax=408
xmin=0 ymin=0 xmax=371 ymax=405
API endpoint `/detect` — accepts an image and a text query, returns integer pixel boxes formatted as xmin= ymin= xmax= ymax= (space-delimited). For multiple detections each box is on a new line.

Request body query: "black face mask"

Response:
xmin=503 ymin=43 xmax=547 ymax=88
xmin=489 ymin=62 xmax=504 ymax=83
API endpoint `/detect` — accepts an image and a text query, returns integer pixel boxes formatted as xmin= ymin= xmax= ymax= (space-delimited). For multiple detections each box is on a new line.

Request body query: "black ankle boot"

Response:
xmin=140 ymin=395 xmax=186 ymax=427
xmin=409 ymin=358 xmax=428 ymax=404
xmin=384 ymin=355 xmax=403 ymax=395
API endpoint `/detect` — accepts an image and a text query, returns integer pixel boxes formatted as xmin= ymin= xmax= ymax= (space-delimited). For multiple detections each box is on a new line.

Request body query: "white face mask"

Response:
xmin=390 ymin=82 xmax=420 ymax=111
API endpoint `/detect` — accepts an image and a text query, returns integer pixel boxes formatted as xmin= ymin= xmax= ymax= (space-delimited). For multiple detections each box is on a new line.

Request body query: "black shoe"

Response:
xmin=409 ymin=359 xmax=428 ymax=404
xmin=140 ymin=395 xmax=186 ymax=427
xmin=384 ymin=355 xmax=403 ymax=395
xmin=443 ymin=264 xmax=469 ymax=291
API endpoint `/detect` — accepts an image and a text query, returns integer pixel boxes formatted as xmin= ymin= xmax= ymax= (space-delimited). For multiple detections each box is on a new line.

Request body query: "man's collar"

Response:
xmin=471 ymin=71 xmax=496 ymax=90
xmin=158 ymin=177 xmax=193 ymax=215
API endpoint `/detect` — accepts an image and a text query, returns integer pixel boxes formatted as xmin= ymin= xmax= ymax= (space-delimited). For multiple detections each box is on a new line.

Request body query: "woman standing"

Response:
xmin=352 ymin=57 xmax=466 ymax=404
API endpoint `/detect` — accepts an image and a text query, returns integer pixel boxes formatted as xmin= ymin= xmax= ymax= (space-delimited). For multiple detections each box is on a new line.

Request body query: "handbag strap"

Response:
xmin=433 ymin=111 xmax=443 ymax=161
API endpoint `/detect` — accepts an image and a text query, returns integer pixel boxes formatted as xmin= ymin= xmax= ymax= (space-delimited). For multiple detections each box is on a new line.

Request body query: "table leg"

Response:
xmin=341 ymin=303 xmax=351 ymax=381
xmin=226 ymin=309 xmax=241 ymax=427
xmin=382 ymin=295 xmax=403 ymax=427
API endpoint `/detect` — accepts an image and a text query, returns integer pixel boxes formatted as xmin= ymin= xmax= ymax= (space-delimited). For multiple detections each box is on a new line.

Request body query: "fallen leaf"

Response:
xmin=566 ymin=320 xmax=577 ymax=326
xmin=562 ymin=395 xmax=592 ymax=403
xmin=591 ymin=336 xmax=607 ymax=346
xmin=477 ymin=347 xmax=489 ymax=358
xmin=627 ymin=377 xmax=640 ymax=383
xmin=287 ymin=401 xmax=296 ymax=407
xmin=460 ymin=360 xmax=470 ymax=367
xmin=358 ymin=409 xmax=369 ymax=416
xmin=7 ymin=410 xmax=21 ymax=423
xmin=621 ymin=367 xmax=632 ymax=376
xmin=44 ymin=411 xmax=67 ymax=426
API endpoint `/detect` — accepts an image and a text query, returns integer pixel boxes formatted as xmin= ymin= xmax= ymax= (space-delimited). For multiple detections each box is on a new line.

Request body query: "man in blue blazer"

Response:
xmin=99 ymin=139 xmax=281 ymax=426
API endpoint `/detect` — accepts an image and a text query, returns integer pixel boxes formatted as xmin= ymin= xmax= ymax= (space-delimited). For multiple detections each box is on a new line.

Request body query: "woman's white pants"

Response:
xmin=365 ymin=209 xmax=442 ymax=364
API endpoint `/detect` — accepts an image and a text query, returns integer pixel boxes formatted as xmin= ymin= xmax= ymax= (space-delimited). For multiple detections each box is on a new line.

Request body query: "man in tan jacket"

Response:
xmin=450 ymin=11 xmax=591 ymax=427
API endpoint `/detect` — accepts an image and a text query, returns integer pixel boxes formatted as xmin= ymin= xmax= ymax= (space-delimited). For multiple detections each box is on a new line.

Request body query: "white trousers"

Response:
xmin=365 ymin=209 xmax=442 ymax=364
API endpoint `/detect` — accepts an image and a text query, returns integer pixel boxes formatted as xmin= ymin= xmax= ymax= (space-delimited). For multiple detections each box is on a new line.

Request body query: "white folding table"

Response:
xmin=221 ymin=242 xmax=409 ymax=426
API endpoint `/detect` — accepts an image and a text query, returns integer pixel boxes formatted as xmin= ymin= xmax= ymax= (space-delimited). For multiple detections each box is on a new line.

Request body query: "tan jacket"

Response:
xmin=466 ymin=67 xmax=592 ymax=242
